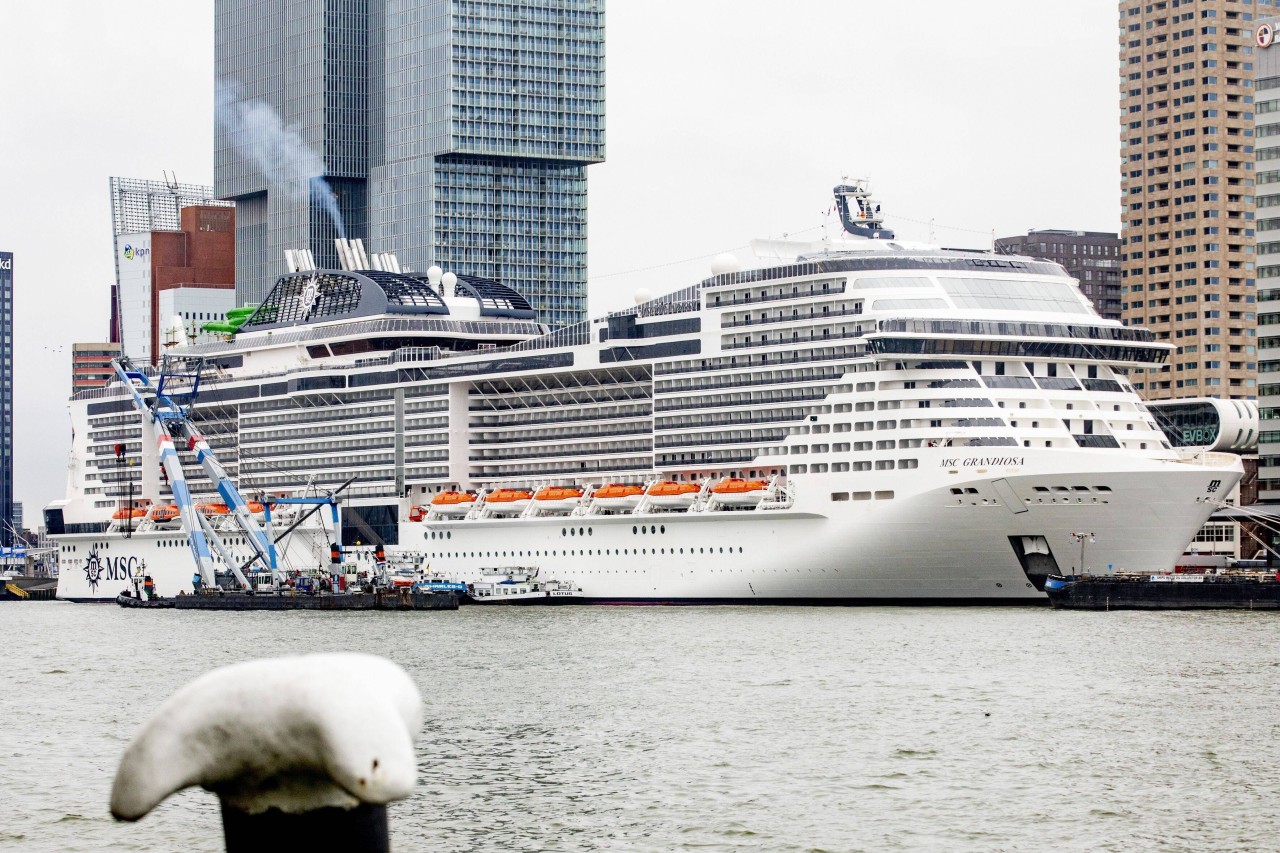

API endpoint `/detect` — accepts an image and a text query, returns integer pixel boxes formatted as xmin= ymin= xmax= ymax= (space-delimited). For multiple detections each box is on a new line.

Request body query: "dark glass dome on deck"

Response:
xmin=240 ymin=269 xmax=535 ymax=331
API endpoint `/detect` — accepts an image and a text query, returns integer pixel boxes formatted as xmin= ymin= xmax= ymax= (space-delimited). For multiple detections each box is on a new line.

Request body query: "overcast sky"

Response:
xmin=0 ymin=1 xmax=1120 ymax=518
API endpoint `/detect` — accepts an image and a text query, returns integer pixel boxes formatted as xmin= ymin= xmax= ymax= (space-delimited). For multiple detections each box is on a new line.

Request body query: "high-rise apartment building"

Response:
xmin=215 ymin=0 xmax=605 ymax=328
xmin=1119 ymin=1 xmax=1262 ymax=402
xmin=995 ymin=230 xmax=1123 ymax=320
xmin=1253 ymin=13 xmax=1280 ymax=501
xmin=0 ymin=251 xmax=13 ymax=547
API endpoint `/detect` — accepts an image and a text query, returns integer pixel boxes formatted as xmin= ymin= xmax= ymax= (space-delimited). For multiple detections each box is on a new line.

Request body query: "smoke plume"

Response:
xmin=215 ymin=79 xmax=347 ymax=239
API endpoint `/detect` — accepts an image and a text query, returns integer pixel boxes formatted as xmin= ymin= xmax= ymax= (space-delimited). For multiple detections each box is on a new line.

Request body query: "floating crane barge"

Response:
xmin=111 ymin=357 xmax=457 ymax=612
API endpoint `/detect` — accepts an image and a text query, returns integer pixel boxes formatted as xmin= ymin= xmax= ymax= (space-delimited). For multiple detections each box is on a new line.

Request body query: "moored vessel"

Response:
xmin=48 ymin=182 xmax=1245 ymax=604
xmin=1044 ymin=571 xmax=1280 ymax=610
xmin=466 ymin=569 xmax=583 ymax=605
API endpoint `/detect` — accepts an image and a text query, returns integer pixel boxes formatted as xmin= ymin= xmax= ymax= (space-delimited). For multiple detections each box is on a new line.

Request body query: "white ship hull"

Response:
xmin=54 ymin=526 xmax=337 ymax=603
xmin=402 ymin=452 xmax=1240 ymax=602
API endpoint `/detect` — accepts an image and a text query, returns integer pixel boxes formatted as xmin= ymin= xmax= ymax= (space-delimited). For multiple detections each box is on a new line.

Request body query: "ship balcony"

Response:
xmin=722 ymin=328 xmax=867 ymax=351
xmin=720 ymin=304 xmax=864 ymax=328
xmin=655 ymin=368 xmax=851 ymax=396
xmin=470 ymin=423 xmax=651 ymax=445
xmin=654 ymin=388 xmax=836 ymax=413
xmin=469 ymin=409 xmax=652 ymax=429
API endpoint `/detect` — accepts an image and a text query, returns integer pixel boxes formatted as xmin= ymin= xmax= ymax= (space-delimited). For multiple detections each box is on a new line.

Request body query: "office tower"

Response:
xmin=995 ymin=230 xmax=1123 ymax=320
xmin=0 ymin=251 xmax=12 ymax=546
xmin=110 ymin=178 xmax=237 ymax=364
xmin=1119 ymin=1 xmax=1259 ymax=401
xmin=214 ymin=0 xmax=606 ymax=328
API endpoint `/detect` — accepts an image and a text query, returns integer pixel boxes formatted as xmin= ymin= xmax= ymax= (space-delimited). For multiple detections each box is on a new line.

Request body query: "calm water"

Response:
xmin=2 ymin=602 xmax=1279 ymax=852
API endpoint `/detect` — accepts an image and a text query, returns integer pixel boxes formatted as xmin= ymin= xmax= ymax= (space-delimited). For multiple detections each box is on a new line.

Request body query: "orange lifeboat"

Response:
xmin=146 ymin=504 xmax=182 ymax=528
xmin=485 ymin=488 xmax=534 ymax=516
xmin=198 ymin=502 xmax=230 ymax=516
xmin=645 ymin=480 xmax=701 ymax=510
xmin=710 ymin=477 xmax=769 ymax=507
xmin=592 ymin=483 xmax=644 ymax=512
xmin=111 ymin=506 xmax=148 ymax=521
xmin=532 ymin=486 xmax=584 ymax=513
xmin=429 ymin=490 xmax=477 ymax=517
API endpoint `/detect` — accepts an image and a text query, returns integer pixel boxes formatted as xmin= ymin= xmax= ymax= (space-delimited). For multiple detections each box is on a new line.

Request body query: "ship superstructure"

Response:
xmin=49 ymin=186 xmax=1243 ymax=602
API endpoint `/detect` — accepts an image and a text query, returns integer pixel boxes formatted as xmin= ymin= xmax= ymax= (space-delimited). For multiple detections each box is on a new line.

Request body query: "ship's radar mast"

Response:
xmin=833 ymin=179 xmax=895 ymax=240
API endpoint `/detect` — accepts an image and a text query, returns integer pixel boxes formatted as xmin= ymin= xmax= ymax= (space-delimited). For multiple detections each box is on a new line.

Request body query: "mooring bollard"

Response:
xmin=110 ymin=653 xmax=421 ymax=853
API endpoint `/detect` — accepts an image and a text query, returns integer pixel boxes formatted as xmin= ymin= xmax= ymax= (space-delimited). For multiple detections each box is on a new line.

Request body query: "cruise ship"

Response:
xmin=49 ymin=183 xmax=1243 ymax=603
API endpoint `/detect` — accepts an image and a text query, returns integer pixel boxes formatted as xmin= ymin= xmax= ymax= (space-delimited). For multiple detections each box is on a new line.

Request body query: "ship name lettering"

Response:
xmin=102 ymin=556 xmax=139 ymax=581
xmin=940 ymin=456 xmax=1025 ymax=468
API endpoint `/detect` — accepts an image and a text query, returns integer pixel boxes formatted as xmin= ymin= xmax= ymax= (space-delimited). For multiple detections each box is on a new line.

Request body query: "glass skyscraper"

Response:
xmin=215 ymin=0 xmax=605 ymax=328
xmin=0 ymin=251 xmax=13 ymax=546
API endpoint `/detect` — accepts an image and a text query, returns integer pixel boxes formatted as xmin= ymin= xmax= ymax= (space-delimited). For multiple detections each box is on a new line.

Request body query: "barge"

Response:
xmin=1044 ymin=571 xmax=1280 ymax=610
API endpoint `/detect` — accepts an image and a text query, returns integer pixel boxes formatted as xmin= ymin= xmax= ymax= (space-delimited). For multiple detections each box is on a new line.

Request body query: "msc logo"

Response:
xmin=122 ymin=244 xmax=150 ymax=261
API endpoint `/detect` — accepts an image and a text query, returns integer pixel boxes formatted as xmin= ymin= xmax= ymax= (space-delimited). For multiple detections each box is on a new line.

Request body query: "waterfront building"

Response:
xmin=1118 ymin=1 xmax=1260 ymax=402
xmin=0 ymin=251 xmax=12 ymax=547
xmin=109 ymin=178 xmax=237 ymax=365
xmin=71 ymin=343 xmax=122 ymax=393
xmin=995 ymin=230 xmax=1122 ymax=320
xmin=1254 ymin=13 xmax=1280 ymax=505
xmin=214 ymin=0 xmax=606 ymax=328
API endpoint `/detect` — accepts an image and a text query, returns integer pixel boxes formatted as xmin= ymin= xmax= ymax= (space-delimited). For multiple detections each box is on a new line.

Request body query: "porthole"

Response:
xmin=579 ymin=527 xmax=584 ymax=537
xmin=660 ymin=525 xmax=666 ymax=534
xmin=632 ymin=525 xmax=638 ymax=535
xmin=649 ymin=525 xmax=656 ymax=534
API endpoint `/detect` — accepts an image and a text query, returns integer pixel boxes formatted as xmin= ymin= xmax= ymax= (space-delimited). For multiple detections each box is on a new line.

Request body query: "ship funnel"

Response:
xmin=334 ymin=238 xmax=357 ymax=271
xmin=284 ymin=249 xmax=317 ymax=273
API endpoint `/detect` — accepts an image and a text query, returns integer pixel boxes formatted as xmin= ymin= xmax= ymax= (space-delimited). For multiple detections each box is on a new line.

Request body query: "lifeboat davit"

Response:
xmin=710 ymin=478 xmax=769 ymax=507
xmin=429 ymin=491 xmax=478 ymax=517
xmin=485 ymin=488 xmax=534 ymax=516
xmin=532 ymin=486 xmax=584 ymax=513
xmin=592 ymin=483 xmax=643 ymax=512
xmin=645 ymin=480 xmax=701 ymax=509
xmin=146 ymin=504 xmax=182 ymax=528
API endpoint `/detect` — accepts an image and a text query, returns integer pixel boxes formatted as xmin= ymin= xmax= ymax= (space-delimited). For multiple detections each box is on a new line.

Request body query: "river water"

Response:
xmin=2 ymin=602 xmax=1278 ymax=852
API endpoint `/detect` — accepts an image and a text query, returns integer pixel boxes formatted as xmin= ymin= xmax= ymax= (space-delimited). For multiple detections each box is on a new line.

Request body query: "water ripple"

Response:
xmin=1 ymin=603 xmax=1278 ymax=851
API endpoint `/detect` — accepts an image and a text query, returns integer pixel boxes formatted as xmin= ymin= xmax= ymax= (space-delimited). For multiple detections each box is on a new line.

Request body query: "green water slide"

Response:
xmin=201 ymin=305 xmax=258 ymax=336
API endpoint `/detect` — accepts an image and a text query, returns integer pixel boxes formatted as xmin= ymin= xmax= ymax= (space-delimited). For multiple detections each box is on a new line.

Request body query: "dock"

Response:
xmin=2 ymin=577 xmax=58 ymax=601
